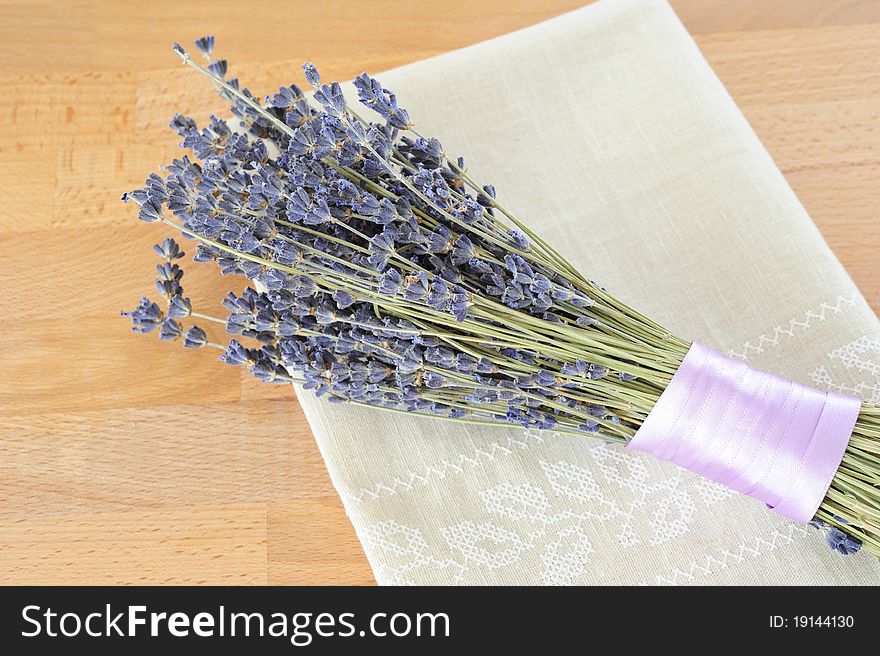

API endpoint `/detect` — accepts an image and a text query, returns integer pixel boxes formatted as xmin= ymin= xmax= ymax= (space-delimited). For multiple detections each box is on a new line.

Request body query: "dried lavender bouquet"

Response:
xmin=124 ymin=38 xmax=880 ymax=559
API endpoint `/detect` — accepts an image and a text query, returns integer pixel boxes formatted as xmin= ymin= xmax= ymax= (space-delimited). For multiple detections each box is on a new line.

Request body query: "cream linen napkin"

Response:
xmin=298 ymin=0 xmax=880 ymax=584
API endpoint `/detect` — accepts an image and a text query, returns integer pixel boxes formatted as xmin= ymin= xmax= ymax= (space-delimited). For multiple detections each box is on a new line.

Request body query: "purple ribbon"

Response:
xmin=627 ymin=342 xmax=861 ymax=522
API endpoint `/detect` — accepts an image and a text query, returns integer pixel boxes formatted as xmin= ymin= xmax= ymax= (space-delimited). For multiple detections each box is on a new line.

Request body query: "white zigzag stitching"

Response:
xmin=810 ymin=366 xmax=880 ymax=404
xmin=727 ymin=294 xmax=856 ymax=361
xmin=643 ymin=524 xmax=809 ymax=585
xmin=349 ymin=430 xmax=544 ymax=503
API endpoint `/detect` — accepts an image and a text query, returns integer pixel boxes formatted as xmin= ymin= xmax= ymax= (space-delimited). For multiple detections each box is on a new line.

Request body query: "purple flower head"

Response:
xmin=332 ymin=289 xmax=356 ymax=309
xmin=426 ymin=225 xmax=453 ymax=254
xmin=427 ymin=278 xmax=451 ymax=311
xmin=352 ymin=190 xmax=380 ymax=217
xmin=288 ymin=123 xmax=319 ymax=158
xmin=395 ymin=197 xmax=413 ymax=218
xmin=529 ymin=273 xmax=552 ymax=294
xmin=449 ymin=287 xmax=469 ymax=322
xmin=143 ymin=173 xmax=168 ymax=202
xmin=246 ymin=183 xmax=281 ymax=211
xmin=561 ymin=360 xmax=589 ymax=377
xmin=550 ymin=284 xmax=574 ymax=302
xmin=138 ymin=198 xmax=164 ymax=223
xmin=220 ymin=339 xmax=252 ymax=366
xmin=155 ymin=261 xmax=183 ymax=284
xmin=508 ymin=229 xmax=530 ymax=252
xmin=153 ymin=237 xmax=186 ymax=262
xmin=292 ymin=189 xmax=333 ymax=226
xmin=121 ymin=189 xmax=146 ymax=205
xmin=477 ymin=184 xmax=497 ymax=208
xmin=534 ymin=370 xmax=558 ymax=387
xmin=810 ymin=517 xmax=861 ymax=555
xmin=450 ymin=353 xmax=476 ymax=374
xmin=169 ymin=113 xmax=198 ymax=139
xmin=269 ymin=84 xmax=304 ymax=109
xmin=425 ymin=346 xmax=455 ymax=368
xmin=353 ymin=72 xmax=412 ymax=130
xmin=825 ymin=526 xmax=861 ymax=555
xmin=315 ymin=302 xmax=338 ymax=325
xmin=570 ymin=290 xmax=595 ymax=308
xmin=208 ymin=59 xmax=228 ymax=78
xmin=183 ymin=325 xmax=207 ymax=349
xmin=403 ymin=272 xmax=429 ymax=303
xmin=313 ymin=81 xmax=346 ymax=117
xmin=194 ymin=35 xmax=214 ymax=58
xmin=158 ymin=318 xmax=183 ymax=341
xmin=302 ymin=62 xmax=321 ymax=87
xmin=122 ymin=297 xmax=164 ymax=334
xmin=450 ymin=234 xmax=474 ymax=266
xmin=423 ymin=371 xmax=447 ymax=389
xmin=459 ymin=199 xmax=483 ymax=224
xmin=589 ymin=364 xmax=606 ymax=380
xmin=167 ymin=295 xmax=192 ymax=318
xmin=375 ymin=198 xmax=397 ymax=225
xmin=379 ymin=268 xmax=403 ymax=295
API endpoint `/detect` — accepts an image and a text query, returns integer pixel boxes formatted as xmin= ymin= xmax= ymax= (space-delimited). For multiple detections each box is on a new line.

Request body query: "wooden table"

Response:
xmin=1 ymin=0 xmax=877 ymax=585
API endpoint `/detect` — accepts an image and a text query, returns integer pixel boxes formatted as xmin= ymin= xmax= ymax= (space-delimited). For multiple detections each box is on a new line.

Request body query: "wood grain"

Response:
xmin=0 ymin=0 xmax=877 ymax=585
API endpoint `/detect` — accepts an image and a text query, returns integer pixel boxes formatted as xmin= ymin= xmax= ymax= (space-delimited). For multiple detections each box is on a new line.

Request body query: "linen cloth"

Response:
xmin=297 ymin=0 xmax=880 ymax=584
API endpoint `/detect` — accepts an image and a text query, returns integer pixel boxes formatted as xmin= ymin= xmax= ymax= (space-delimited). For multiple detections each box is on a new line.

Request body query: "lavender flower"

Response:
xmin=194 ymin=35 xmax=215 ymax=58
xmin=122 ymin=37 xmax=880 ymax=561
xmin=208 ymin=59 xmax=228 ymax=78
xmin=809 ymin=517 xmax=861 ymax=555
xmin=184 ymin=325 xmax=208 ymax=349
xmin=121 ymin=297 xmax=163 ymax=333
xmin=123 ymin=46 xmax=638 ymax=439
xmin=353 ymin=72 xmax=412 ymax=129
xmin=167 ymin=295 xmax=192 ymax=318
xmin=302 ymin=62 xmax=320 ymax=87
xmin=154 ymin=238 xmax=185 ymax=260
xmin=159 ymin=318 xmax=183 ymax=341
